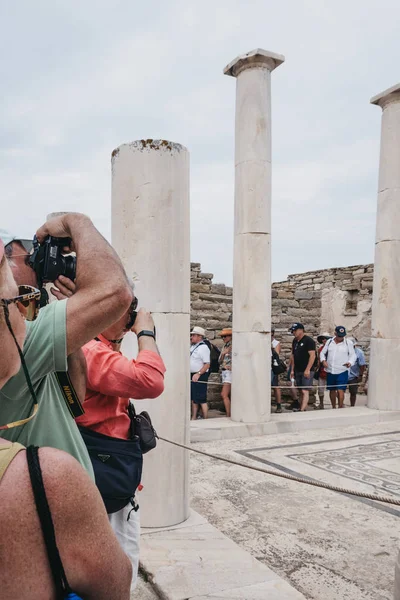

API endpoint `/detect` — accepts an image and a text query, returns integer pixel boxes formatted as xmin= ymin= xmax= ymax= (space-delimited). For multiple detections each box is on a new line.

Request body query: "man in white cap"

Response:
xmin=347 ymin=337 xmax=366 ymax=406
xmin=190 ymin=326 xmax=211 ymax=420
xmin=320 ymin=326 xmax=356 ymax=409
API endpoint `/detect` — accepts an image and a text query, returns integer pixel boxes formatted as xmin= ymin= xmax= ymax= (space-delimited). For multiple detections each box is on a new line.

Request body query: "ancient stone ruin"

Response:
xmin=191 ymin=261 xmax=374 ymax=407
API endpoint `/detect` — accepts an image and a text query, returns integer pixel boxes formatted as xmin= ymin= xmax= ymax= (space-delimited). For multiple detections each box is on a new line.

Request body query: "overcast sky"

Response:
xmin=1 ymin=0 xmax=398 ymax=285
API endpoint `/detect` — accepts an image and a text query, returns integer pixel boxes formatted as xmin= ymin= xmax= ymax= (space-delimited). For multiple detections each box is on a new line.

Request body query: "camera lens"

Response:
xmin=64 ymin=256 xmax=76 ymax=281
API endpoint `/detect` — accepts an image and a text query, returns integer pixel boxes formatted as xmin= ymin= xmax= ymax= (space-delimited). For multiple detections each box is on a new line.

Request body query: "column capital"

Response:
xmin=224 ymin=48 xmax=285 ymax=78
xmin=371 ymin=83 xmax=400 ymax=109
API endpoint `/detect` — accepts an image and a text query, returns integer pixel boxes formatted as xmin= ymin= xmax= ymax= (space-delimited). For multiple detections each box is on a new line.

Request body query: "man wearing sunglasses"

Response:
xmin=0 ymin=213 xmax=133 ymax=479
xmin=0 ymin=239 xmax=133 ymax=599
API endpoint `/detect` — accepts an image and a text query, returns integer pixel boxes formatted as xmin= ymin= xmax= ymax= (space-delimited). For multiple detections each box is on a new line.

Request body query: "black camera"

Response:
xmin=125 ymin=298 xmax=139 ymax=331
xmin=28 ymin=235 xmax=76 ymax=285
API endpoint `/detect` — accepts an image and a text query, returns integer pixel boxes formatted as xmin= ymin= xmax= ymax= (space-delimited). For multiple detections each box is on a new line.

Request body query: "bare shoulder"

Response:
xmin=35 ymin=447 xmax=106 ymax=519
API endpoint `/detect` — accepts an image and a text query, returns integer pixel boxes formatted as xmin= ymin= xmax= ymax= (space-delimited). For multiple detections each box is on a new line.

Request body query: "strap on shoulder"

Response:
xmin=26 ymin=446 xmax=73 ymax=598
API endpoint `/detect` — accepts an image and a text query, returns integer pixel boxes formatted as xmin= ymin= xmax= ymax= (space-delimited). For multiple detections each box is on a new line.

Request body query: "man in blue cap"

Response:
xmin=320 ymin=326 xmax=356 ymax=408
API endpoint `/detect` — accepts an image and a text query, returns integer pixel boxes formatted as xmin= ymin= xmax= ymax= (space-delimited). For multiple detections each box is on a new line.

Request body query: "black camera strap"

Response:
xmin=55 ymin=372 xmax=85 ymax=418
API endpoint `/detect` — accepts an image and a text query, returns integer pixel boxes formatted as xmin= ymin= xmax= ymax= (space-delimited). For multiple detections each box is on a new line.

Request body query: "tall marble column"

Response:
xmin=368 ymin=84 xmax=400 ymax=411
xmin=224 ymin=49 xmax=284 ymax=422
xmin=112 ymin=140 xmax=190 ymax=527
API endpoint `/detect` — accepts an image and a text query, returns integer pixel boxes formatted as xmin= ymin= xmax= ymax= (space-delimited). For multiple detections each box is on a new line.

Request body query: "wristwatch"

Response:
xmin=137 ymin=330 xmax=156 ymax=340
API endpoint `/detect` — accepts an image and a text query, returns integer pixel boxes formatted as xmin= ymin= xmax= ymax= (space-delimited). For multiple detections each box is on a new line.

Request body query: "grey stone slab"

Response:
xmin=190 ymin=406 xmax=384 ymax=443
xmin=142 ymin=509 xmax=207 ymax=536
xmin=139 ymin=520 xmax=303 ymax=600
xmin=190 ymin=579 xmax=305 ymax=599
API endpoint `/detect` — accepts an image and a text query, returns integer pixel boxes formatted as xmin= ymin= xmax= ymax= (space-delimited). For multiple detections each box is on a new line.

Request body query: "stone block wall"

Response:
xmin=272 ymin=264 xmax=373 ymax=366
xmin=190 ymin=263 xmax=233 ymax=408
xmin=190 ymin=262 xmax=373 ymax=409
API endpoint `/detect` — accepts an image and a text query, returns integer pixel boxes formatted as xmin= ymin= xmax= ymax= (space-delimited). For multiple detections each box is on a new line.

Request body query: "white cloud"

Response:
xmin=1 ymin=0 xmax=397 ymax=287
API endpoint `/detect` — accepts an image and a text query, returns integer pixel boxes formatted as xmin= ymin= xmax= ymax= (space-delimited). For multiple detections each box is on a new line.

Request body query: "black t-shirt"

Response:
xmin=292 ymin=335 xmax=316 ymax=372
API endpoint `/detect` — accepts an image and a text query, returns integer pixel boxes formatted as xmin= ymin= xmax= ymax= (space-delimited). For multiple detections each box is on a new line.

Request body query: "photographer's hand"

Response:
xmin=35 ymin=212 xmax=132 ymax=356
xmin=131 ymin=308 xmax=155 ymax=335
xmin=50 ymin=275 xmax=76 ymax=300
xmin=36 ymin=213 xmax=87 ymax=252
xmin=132 ymin=308 xmax=159 ymax=354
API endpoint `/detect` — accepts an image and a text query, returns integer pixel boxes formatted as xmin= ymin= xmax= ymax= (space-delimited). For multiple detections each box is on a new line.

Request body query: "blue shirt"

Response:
xmin=349 ymin=347 xmax=366 ymax=379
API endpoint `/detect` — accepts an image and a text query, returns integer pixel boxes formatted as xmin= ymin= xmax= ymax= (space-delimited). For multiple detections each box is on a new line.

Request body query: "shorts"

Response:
xmin=327 ymin=371 xmax=348 ymax=391
xmin=190 ymin=372 xmax=209 ymax=403
xmin=294 ymin=371 xmax=314 ymax=390
xmin=317 ymin=377 xmax=327 ymax=397
xmin=348 ymin=377 xmax=359 ymax=395
xmin=221 ymin=370 xmax=232 ymax=384
xmin=271 ymin=371 xmax=279 ymax=387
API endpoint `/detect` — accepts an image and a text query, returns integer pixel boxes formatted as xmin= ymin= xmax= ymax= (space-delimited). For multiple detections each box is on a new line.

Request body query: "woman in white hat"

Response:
xmin=190 ymin=326 xmax=211 ymax=419
xmin=219 ymin=328 xmax=232 ymax=417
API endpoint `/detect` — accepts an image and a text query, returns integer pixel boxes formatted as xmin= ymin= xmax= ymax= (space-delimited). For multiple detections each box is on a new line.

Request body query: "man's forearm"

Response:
xmin=69 ymin=215 xmax=129 ymax=299
xmin=306 ymin=352 xmax=315 ymax=371
xmin=197 ymin=363 xmax=210 ymax=375
xmin=61 ymin=214 xmax=133 ymax=354
xmin=138 ymin=336 xmax=160 ymax=355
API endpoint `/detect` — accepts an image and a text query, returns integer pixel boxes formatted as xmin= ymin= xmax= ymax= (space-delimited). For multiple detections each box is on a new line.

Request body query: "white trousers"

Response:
xmin=108 ymin=503 xmax=140 ymax=591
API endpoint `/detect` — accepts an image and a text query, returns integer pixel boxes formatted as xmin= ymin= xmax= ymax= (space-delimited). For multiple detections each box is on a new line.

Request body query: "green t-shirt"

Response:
xmin=0 ymin=299 xmax=94 ymax=480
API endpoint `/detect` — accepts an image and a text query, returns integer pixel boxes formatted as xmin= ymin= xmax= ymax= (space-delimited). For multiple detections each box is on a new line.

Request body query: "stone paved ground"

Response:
xmin=131 ymin=574 xmax=160 ymax=599
xmin=190 ymin=419 xmax=400 ymax=600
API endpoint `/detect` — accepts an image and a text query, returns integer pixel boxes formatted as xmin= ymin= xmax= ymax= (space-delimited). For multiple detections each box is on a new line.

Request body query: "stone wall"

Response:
xmin=190 ymin=262 xmax=373 ymax=409
xmin=272 ymin=264 xmax=373 ymax=366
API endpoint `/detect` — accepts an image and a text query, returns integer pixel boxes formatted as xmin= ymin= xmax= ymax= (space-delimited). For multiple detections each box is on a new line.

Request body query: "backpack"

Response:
xmin=324 ymin=338 xmax=350 ymax=362
xmin=271 ymin=350 xmax=286 ymax=375
xmin=202 ymin=339 xmax=221 ymax=373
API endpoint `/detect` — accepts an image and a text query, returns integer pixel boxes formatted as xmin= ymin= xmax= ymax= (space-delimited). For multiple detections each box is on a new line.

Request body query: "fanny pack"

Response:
xmin=78 ymin=426 xmax=143 ymax=514
xmin=271 ymin=350 xmax=286 ymax=375
xmin=128 ymin=402 xmax=158 ymax=454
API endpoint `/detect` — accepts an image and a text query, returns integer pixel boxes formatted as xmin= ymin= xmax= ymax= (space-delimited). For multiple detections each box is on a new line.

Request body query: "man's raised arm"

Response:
xmin=36 ymin=213 xmax=133 ymax=355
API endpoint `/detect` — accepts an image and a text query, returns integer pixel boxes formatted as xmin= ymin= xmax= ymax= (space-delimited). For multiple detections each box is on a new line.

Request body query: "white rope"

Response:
xmin=159 ymin=436 xmax=400 ymax=507
xmin=192 ymin=379 xmax=364 ymax=390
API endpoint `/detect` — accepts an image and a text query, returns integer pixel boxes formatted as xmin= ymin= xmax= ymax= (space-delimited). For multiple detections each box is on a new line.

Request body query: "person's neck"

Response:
xmin=335 ymin=336 xmax=344 ymax=343
xmin=297 ymin=332 xmax=305 ymax=341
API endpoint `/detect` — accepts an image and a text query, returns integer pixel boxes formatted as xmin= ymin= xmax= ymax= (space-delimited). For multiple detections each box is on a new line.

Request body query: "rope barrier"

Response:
xmin=158 ymin=435 xmax=400 ymax=507
xmin=192 ymin=379 xmax=364 ymax=390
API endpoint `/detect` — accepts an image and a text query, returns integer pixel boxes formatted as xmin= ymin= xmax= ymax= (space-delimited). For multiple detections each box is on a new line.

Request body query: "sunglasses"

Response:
xmin=0 ymin=285 xmax=41 ymax=322
xmin=0 ymin=288 xmax=41 ymax=431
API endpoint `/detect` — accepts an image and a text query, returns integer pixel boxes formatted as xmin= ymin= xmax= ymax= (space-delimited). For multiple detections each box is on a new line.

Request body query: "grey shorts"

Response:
xmin=295 ymin=371 xmax=314 ymax=390
xmin=348 ymin=378 xmax=359 ymax=395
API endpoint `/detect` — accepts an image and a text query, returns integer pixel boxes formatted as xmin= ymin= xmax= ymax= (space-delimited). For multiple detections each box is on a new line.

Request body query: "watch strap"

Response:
xmin=137 ymin=330 xmax=156 ymax=340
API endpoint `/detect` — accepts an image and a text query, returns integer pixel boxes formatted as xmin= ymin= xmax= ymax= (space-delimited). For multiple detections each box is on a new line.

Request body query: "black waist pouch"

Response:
xmin=78 ymin=426 xmax=143 ymax=514
xmin=128 ymin=402 xmax=158 ymax=454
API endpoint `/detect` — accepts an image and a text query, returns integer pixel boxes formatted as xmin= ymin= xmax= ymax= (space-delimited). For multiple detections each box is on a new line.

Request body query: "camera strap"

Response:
xmin=55 ymin=372 xmax=85 ymax=418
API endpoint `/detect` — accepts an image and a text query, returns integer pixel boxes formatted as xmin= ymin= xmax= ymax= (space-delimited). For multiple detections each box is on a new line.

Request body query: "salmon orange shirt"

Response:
xmin=76 ymin=334 xmax=166 ymax=440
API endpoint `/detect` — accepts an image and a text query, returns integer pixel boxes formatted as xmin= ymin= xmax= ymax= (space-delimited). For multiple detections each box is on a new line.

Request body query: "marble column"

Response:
xmin=368 ymin=84 xmax=400 ymax=411
xmin=224 ymin=49 xmax=284 ymax=422
xmin=111 ymin=140 xmax=190 ymax=527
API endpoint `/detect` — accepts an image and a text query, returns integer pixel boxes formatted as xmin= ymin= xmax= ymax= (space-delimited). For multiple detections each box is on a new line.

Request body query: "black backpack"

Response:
xmin=271 ymin=349 xmax=286 ymax=375
xmin=202 ymin=339 xmax=221 ymax=373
